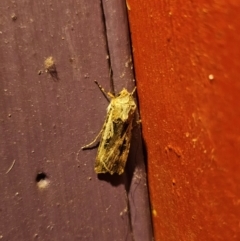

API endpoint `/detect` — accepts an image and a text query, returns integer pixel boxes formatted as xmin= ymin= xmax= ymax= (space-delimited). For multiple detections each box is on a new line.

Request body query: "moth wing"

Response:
xmin=95 ymin=119 xmax=133 ymax=175
xmin=110 ymin=126 xmax=132 ymax=175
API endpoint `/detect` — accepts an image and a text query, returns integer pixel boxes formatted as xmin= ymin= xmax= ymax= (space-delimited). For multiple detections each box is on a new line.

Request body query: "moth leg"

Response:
xmin=94 ymin=80 xmax=114 ymax=100
xmin=81 ymin=128 xmax=103 ymax=149
xmin=132 ymin=119 xmax=142 ymax=130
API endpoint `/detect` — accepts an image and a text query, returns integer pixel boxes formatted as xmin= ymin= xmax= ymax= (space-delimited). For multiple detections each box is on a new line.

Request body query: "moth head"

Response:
xmin=118 ymin=88 xmax=129 ymax=96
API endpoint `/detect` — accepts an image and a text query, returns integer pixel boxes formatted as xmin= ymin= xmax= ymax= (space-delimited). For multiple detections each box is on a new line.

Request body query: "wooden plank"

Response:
xmin=127 ymin=0 xmax=240 ymax=240
xmin=101 ymin=1 xmax=153 ymax=240
xmin=0 ymin=0 xmax=152 ymax=240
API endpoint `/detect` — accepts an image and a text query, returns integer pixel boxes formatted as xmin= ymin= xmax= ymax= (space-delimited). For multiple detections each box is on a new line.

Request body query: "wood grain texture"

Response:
xmin=0 ymin=0 xmax=152 ymax=240
xmin=127 ymin=0 xmax=240 ymax=240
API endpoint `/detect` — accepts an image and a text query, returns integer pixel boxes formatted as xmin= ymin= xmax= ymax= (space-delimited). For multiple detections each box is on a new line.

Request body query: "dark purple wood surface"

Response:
xmin=0 ymin=0 xmax=153 ymax=240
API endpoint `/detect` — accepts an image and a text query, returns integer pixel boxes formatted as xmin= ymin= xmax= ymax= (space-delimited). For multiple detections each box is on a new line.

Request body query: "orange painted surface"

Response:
xmin=127 ymin=0 xmax=240 ymax=240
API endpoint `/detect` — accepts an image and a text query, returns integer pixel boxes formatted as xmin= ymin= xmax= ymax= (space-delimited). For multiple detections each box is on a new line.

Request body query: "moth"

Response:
xmin=82 ymin=81 xmax=137 ymax=175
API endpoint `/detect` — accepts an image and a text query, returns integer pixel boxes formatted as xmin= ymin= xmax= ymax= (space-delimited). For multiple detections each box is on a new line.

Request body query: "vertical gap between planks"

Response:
xmin=100 ymin=0 xmax=115 ymax=95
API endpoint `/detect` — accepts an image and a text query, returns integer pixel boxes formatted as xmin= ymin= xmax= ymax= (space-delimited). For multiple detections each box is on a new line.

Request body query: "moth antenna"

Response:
xmin=131 ymin=86 xmax=137 ymax=95
xmin=94 ymin=80 xmax=114 ymax=100
xmin=94 ymin=80 xmax=107 ymax=95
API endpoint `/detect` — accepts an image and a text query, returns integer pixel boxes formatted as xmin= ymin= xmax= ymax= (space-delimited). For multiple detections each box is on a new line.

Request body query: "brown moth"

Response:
xmin=82 ymin=81 xmax=137 ymax=175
